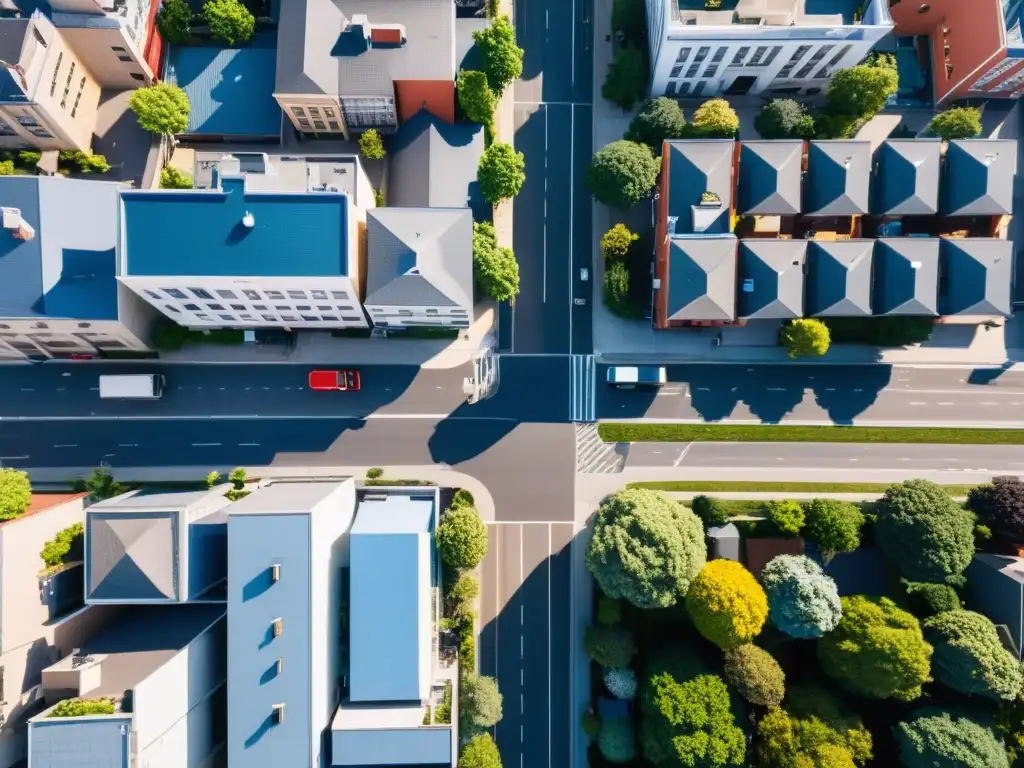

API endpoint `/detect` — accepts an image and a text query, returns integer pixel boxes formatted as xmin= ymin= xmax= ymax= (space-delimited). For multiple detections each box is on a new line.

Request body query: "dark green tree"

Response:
xmin=586 ymin=140 xmax=659 ymax=209
xmin=894 ymin=708 xmax=1009 ymax=768
xmin=967 ymin=475 xmax=1024 ymax=554
xmin=825 ymin=63 xmax=898 ymax=119
xmin=436 ymin=505 xmax=488 ymax=569
xmin=156 ymin=0 xmax=193 ymax=45
xmin=603 ymin=261 xmax=633 ymax=318
xmin=924 ymin=610 xmax=1023 ymax=700
xmin=611 ymin=0 xmax=646 ymax=45
xmin=472 ymin=221 xmax=520 ymax=302
xmin=927 ymin=107 xmax=982 ymax=141
xmin=755 ymin=99 xmax=816 ymax=139
xmin=723 ymin=644 xmax=785 ymax=707
xmin=583 ymin=624 xmax=636 ymax=669
xmin=626 ymin=97 xmax=686 ymax=150
xmin=202 ymin=0 xmax=255 ymax=45
xmin=458 ymin=733 xmax=503 ymax=768
xmin=602 ymin=46 xmax=648 ymax=111
xmin=802 ymin=499 xmax=864 ymax=555
xmin=457 ymin=69 xmax=497 ymax=129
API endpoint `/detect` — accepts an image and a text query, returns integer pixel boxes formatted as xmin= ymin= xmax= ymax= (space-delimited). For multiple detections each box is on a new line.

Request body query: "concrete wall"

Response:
xmin=27 ymin=714 xmax=131 ymax=768
xmin=330 ymin=726 xmax=452 ymax=767
xmin=57 ymin=25 xmax=154 ymax=89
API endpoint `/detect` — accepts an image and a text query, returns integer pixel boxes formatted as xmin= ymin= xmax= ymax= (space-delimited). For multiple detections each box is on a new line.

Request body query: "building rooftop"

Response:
xmin=805 ymin=140 xmax=871 ymax=216
xmin=671 ymin=0 xmax=880 ymax=26
xmin=939 ymin=237 xmax=1012 ymax=316
xmin=665 ymin=140 xmax=734 ymax=235
xmin=873 ymin=139 xmax=941 ymax=216
xmin=737 ymin=140 xmax=802 ymax=215
xmin=973 ymin=553 xmax=1024 ymax=584
xmin=737 ymin=239 xmax=806 ymax=320
xmin=806 ymin=239 xmax=874 ymax=317
xmin=0 ymin=177 xmax=120 ymax=320
xmin=666 ymin=235 xmax=737 ymax=322
xmin=228 ymin=480 xmax=349 ymax=515
xmin=365 ymin=208 xmax=473 ymax=309
xmin=166 ymin=31 xmax=281 ymax=138
xmin=120 ymin=176 xmax=351 ymax=277
xmin=942 ymin=139 xmax=1017 ymax=216
xmin=193 ymin=152 xmax=367 ymax=204
xmin=873 ymin=237 xmax=940 ymax=316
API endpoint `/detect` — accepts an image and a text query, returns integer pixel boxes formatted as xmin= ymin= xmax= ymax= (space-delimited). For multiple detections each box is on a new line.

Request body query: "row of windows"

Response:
xmin=291 ymin=105 xmax=341 ymax=133
xmin=670 ymin=42 xmax=852 ymax=86
xmin=164 ymin=305 xmax=363 ymax=324
xmin=144 ymin=287 xmax=351 ymax=302
xmin=369 ymin=307 xmax=469 ymax=316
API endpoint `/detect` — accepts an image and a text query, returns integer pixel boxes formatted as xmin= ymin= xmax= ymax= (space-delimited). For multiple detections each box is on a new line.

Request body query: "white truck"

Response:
xmin=98 ymin=374 xmax=166 ymax=400
xmin=606 ymin=366 xmax=667 ymax=389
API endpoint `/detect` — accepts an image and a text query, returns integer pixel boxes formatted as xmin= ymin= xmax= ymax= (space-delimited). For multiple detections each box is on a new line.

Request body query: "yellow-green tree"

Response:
xmin=685 ymin=559 xmax=768 ymax=650
xmin=781 ymin=318 xmax=830 ymax=358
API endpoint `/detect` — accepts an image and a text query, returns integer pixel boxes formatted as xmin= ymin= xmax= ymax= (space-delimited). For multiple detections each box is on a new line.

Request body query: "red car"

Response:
xmin=309 ymin=369 xmax=361 ymax=392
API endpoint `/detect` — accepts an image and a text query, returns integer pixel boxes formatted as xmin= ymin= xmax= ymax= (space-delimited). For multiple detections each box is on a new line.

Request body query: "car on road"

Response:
xmin=580 ymin=267 xmax=589 ymax=281
xmin=309 ymin=369 xmax=361 ymax=392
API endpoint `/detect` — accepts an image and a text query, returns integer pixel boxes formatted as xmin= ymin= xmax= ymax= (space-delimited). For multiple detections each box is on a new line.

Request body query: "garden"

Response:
xmin=582 ymin=479 xmax=1024 ymax=768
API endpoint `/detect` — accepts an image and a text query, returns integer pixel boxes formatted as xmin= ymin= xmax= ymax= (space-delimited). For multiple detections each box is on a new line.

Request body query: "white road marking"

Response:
xmin=118 ymin=444 xmax=138 ymax=448
xmin=20 ymin=388 xmax=32 ymax=392
xmin=0 ymin=455 xmax=28 ymax=460
xmin=56 ymin=388 xmax=65 ymax=392
xmin=938 ymin=402 xmax=954 ymax=406
xmin=767 ymin=387 xmax=788 ymax=392
xmin=909 ymin=402 xmax=927 ymax=406
xmin=53 ymin=444 xmax=76 ymax=448
xmin=548 ymin=522 xmax=552 ymax=768
xmin=568 ymin=104 xmax=575 ymax=354
xmin=238 ymin=442 xmax=260 ymax=447
xmin=674 ymin=443 xmax=695 ymax=467
xmin=191 ymin=442 xmax=222 ymax=447
xmin=543 ymin=107 xmax=548 ymax=304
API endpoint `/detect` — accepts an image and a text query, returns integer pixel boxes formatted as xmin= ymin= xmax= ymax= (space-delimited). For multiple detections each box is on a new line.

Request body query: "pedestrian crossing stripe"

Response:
xmin=569 ymin=354 xmax=595 ymax=423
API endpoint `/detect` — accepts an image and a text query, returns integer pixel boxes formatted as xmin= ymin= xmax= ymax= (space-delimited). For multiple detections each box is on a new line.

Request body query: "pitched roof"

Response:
xmin=665 ymin=140 xmax=735 ymax=234
xmin=807 ymin=239 xmax=874 ymax=317
xmin=873 ymin=238 xmax=940 ymax=316
xmin=0 ymin=176 xmax=120 ymax=320
xmin=365 ymin=208 xmax=473 ymax=309
xmin=737 ymin=140 xmax=802 ymax=215
xmin=939 ymin=237 xmax=1012 ymax=316
xmin=737 ymin=239 xmax=806 ymax=319
xmin=274 ymin=0 xmax=343 ymax=95
xmin=666 ymin=235 xmax=737 ymax=321
xmin=873 ymin=139 xmax=940 ymax=215
xmin=942 ymin=140 xmax=1016 ymax=216
xmin=805 ymin=140 xmax=871 ymax=216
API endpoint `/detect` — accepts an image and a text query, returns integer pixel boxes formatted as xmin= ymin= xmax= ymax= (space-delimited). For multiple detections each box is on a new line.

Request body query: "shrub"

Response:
xmin=160 ymin=166 xmax=193 ymax=189
xmin=586 ymin=140 xmax=659 ymax=210
xmin=0 ymin=468 xmax=31 ymax=521
xmin=825 ymin=62 xmax=898 ymax=119
xmin=583 ymin=624 xmax=635 ymax=669
xmin=598 ymin=716 xmax=637 ymax=763
xmin=874 ymin=479 xmax=975 ymax=585
xmin=587 ymin=488 xmax=706 ymax=609
xmin=755 ymin=98 xmax=816 ymax=139
xmin=605 ymin=667 xmax=638 ymax=700
xmin=49 ymin=698 xmax=115 ymax=717
xmin=458 ymin=733 xmax=503 ymax=768
xmin=998 ymin=688 xmax=1024 ymax=765
xmin=437 ymin=505 xmax=488 ymax=569
xmin=691 ymin=495 xmax=729 ymax=527
xmin=602 ymin=45 xmax=647 ymax=110
xmin=781 ymin=318 xmax=831 ymax=358
xmin=228 ymin=467 xmax=246 ymax=490
xmin=202 ymin=0 xmax=254 ymax=44
xmin=457 ymin=69 xmax=497 ymax=129
xmin=900 ymin=580 xmax=960 ymax=618
xmin=611 ymin=0 xmax=645 ymax=44
xmin=686 ymin=559 xmax=768 ymax=650
xmin=366 ymin=467 xmax=384 ymax=479
xmin=690 ymin=98 xmax=740 ymax=138
xmin=472 ymin=220 xmax=520 ymax=302
xmin=894 ymin=708 xmax=1009 ymax=768
xmin=924 ymin=610 xmax=1023 ymax=700
xmin=603 ymin=261 xmax=633 ymax=318
xmin=83 ymin=467 xmax=125 ymax=501
xmin=434 ymin=680 xmax=452 ymax=724
xmin=723 ymin=644 xmax=785 ymax=707
xmin=459 ymin=631 xmax=476 ymax=671
xmin=967 ymin=475 xmax=1024 ymax=554
xmin=472 ymin=15 xmax=523 ymax=95
xmin=625 ymin=97 xmax=686 ymax=150
xmin=0 ymin=160 xmax=14 ymax=176
xmin=756 ymin=707 xmax=871 ymax=768
xmin=460 ymin=673 xmax=503 ymax=732
xmin=477 ymin=142 xmax=526 ymax=204
xmin=18 ymin=150 xmax=40 ymax=167
xmin=596 ymin=592 xmax=623 ymax=626
xmin=927 ymin=107 xmax=982 ymax=141
xmin=449 ymin=574 xmax=480 ymax=619
xmin=600 ymin=223 xmax=639 ymax=261
xmin=582 ymin=709 xmax=601 ymax=738
xmin=818 ymin=596 xmax=932 ymax=701
xmin=761 ymin=555 xmax=842 ymax=639
xmin=358 ymin=129 xmax=386 ymax=160
xmin=204 ymin=471 xmax=220 ymax=489
xmin=40 ymin=523 xmax=84 ymax=571
xmin=803 ymin=499 xmax=864 ymax=555
xmin=156 ymin=0 xmax=192 ymax=44
xmin=766 ymin=500 xmax=805 ymax=537
xmin=452 ymin=488 xmax=475 ymax=508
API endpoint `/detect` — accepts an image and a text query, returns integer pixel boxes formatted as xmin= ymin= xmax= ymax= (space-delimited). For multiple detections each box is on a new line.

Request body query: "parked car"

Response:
xmin=308 ymin=369 xmax=361 ymax=391
xmin=580 ymin=268 xmax=589 ymax=281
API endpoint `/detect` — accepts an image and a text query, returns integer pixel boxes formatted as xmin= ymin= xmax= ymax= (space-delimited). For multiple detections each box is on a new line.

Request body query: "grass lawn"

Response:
xmin=598 ymin=422 xmax=1024 ymax=445
xmin=628 ymin=480 xmax=977 ymax=495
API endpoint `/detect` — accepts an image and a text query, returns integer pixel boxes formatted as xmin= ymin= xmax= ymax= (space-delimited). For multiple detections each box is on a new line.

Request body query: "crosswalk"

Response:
xmin=575 ymin=424 xmax=625 ymax=473
xmin=569 ymin=354 xmax=596 ymax=423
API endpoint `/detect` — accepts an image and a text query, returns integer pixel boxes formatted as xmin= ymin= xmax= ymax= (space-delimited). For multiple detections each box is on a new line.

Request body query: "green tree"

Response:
xmin=900 ymin=580 xmax=961 ymax=618
xmin=586 ymin=488 xmax=706 ymax=609
xmin=825 ymin=63 xmax=898 ymax=119
xmin=819 ymin=596 xmax=932 ymax=702
xmin=460 ymin=674 xmax=503 ymax=733
xmin=202 ymin=0 xmax=254 ymax=45
xmin=156 ymin=0 xmax=192 ymax=44
xmin=40 ymin=523 xmax=83 ymax=570
xmin=927 ymin=106 xmax=982 ymax=141
xmin=603 ymin=261 xmax=633 ymax=318
xmin=0 ymin=160 xmax=14 ymax=176
xmin=755 ymin=99 xmax=816 ymax=139
xmin=924 ymin=610 xmax=1023 ymax=700
xmin=472 ymin=221 xmax=520 ymax=302
xmin=129 ymin=82 xmax=190 ymax=139
xmin=587 ymin=140 xmax=659 ymax=209
xmin=691 ymin=495 xmax=729 ymax=527
xmin=802 ymin=499 xmax=864 ymax=556
xmin=967 ymin=475 xmax=1024 ymax=554
xmin=160 ymin=166 xmax=193 ymax=189
xmin=601 ymin=223 xmax=639 ymax=261
xmin=436 ymin=505 xmax=488 ymax=569
xmin=477 ymin=142 xmax=525 ymax=204
xmin=611 ymin=0 xmax=646 ymax=45
xmin=626 ymin=97 xmax=686 ymax=150
xmin=228 ymin=467 xmax=246 ymax=489
xmin=472 ymin=15 xmax=523 ymax=95
xmin=781 ymin=318 xmax=831 ymax=358
xmin=686 ymin=559 xmax=768 ymax=650
xmin=204 ymin=470 xmax=221 ymax=489
xmin=874 ymin=479 xmax=975 ymax=585
xmin=457 ymin=69 xmax=497 ymax=128
xmin=761 ymin=555 xmax=842 ymax=640
xmin=766 ymin=500 xmax=804 ymax=537
xmin=602 ymin=45 xmax=648 ymax=111
xmin=598 ymin=716 xmax=637 ymax=763
xmin=458 ymin=733 xmax=503 ymax=768
xmin=997 ymin=687 xmax=1024 ymax=765
xmin=723 ymin=644 xmax=785 ymax=707
xmin=583 ymin=624 xmax=636 ymax=669
xmin=83 ymin=467 xmax=126 ymax=501
xmin=894 ymin=708 xmax=1009 ymax=768
xmin=0 ymin=468 xmax=31 ymax=521
xmin=690 ymin=98 xmax=740 ymax=138
xmin=449 ymin=574 xmax=479 ymax=620
xmin=358 ymin=129 xmax=386 ymax=160
xmin=755 ymin=707 xmax=871 ymax=768
xmin=596 ymin=592 xmax=623 ymax=626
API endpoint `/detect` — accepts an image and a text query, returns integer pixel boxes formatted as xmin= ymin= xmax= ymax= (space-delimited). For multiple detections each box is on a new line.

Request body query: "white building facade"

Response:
xmin=645 ymin=0 xmax=893 ymax=99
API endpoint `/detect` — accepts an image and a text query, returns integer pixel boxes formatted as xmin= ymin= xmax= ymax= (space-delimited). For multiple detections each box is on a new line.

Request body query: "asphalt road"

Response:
xmin=597 ymin=363 xmax=1024 ymax=425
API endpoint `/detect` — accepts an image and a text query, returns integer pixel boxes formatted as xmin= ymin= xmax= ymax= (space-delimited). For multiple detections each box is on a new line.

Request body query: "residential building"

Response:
xmin=805 ymin=239 xmax=874 ymax=317
xmin=657 ymin=234 xmax=738 ymax=326
xmin=736 ymin=140 xmax=802 ymax=216
xmin=0 ymin=176 xmax=153 ymax=360
xmin=872 ymin=139 xmax=941 ymax=216
xmin=938 ymin=237 xmax=1013 ymax=316
xmin=27 ymin=603 xmax=226 ymax=768
xmin=804 ymin=140 xmax=871 ymax=217
xmin=873 ymin=238 xmax=941 ymax=316
xmin=227 ymin=479 xmax=357 ymax=768
xmin=275 ymin=0 xmax=456 ymax=137
xmin=737 ymin=238 xmax=805 ymax=320
xmin=364 ymin=208 xmax=474 ymax=330
xmin=644 ymin=0 xmax=893 ymax=99
xmin=967 ymin=554 xmax=1024 ymax=659
xmin=0 ymin=11 xmax=102 ymax=151
xmin=117 ymin=174 xmax=370 ymax=330
xmin=942 ymin=139 xmax=1016 ymax=217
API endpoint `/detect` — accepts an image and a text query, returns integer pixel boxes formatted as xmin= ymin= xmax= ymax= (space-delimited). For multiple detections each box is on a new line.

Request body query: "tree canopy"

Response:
xmin=457 ymin=69 xmax=497 ymax=129
xmin=477 ymin=142 xmax=526 ymax=205
xmin=129 ymin=83 xmax=190 ymax=136
xmin=83 ymin=467 xmax=126 ymax=501
xmin=626 ymin=98 xmax=686 ymax=150
xmin=472 ymin=15 xmax=523 ymax=94
xmin=584 ymin=624 xmax=636 ymax=669
xmin=723 ymin=644 xmax=785 ymax=707
xmin=685 ymin=559 xmax=768 ymax=650
xmin=755 ymin=99 xmax=816 ymax=139
xmin=611 ymin=0 xmax=646 ymax=44
xmin=781 ymin=318 xmax=831 ymax=358
xmin=358 ymin=129 xmax=386 ymax=160
xmin=602 ymin=46 xmax=648 ymax=111
xmin=967 ymin=475 xmax=1024 ymax=554
xmin=472 ymin=221 xmax=519 ymax=302
xmin=923 ymin=610 xmax=1023 ymax=701
xmin=605 ymin=667 xmax=639 ymax=700
xmin=766 ymin=500 xmax=804 ymax=537
xmin=900 ymin=580 xmax=961 ymax=618
xmin=156 ymin=0 xmax=192 ymax=45
xmin=598 ymin=716 xmax=638 ymax=763
xmin=436 ymin=505 xmax=488 ymax=570
xmin=761 ymin=555 xmax=842 ymax=639
xmin=601 ymin=223 xmax=640 ymax=261
xmin=160 ymin=166 xmax=193 ymax=189
xmin=586 ymin=140 xmax=659 ymax=209
xmin=818 ymin=596 xmax=933 ymax=702
xmin=802 ymin=499 xmax=864 ymax=555
xmin=927 ymin=107 xmax=982 ymax=141
xmin=202 ymin=0 xmax=255 ymax=45
xmin=690 ymin=99 xmax=740 ymax=138
xmin=0 ymin=468 xmax=30 ymax=521
xmin=755 ymin=707 xmax=872 ymax=768
xmin=458 ymin=733 xmax=503 ymax=768
xmin=586 ymin=488 xmax=706 ymax=609
xmin=460 ymin=674 xmax=503 ymax=734
xmin=894 ymin=708 xmax=1010 ymax=768
xmin=825 ymin=61 xmax=898 ymax=119
xmin=874 ymin=479 xmax=975 ymax=584
xmin=603 ymin=260 xmax=632 ymax=317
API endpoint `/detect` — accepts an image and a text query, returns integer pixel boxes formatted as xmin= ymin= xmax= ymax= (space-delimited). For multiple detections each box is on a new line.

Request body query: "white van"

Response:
xmin=606 ymin=366 xmax=667 ymax=389
xmin=99 ymin=374 xmax=165 ymax=400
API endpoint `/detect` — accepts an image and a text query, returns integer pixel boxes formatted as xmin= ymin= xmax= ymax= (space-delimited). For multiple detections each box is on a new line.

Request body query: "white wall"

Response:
xmin=364 ymin=304 xmax=471 ymax=329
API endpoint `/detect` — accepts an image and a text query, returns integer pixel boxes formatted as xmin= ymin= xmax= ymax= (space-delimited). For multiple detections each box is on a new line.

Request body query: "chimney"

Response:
xmin=2 ymin=207 xmax=34 ymax=241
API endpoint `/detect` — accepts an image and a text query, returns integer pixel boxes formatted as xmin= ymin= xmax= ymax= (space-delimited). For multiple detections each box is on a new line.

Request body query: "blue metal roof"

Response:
xmin=165 ymin=33 xmax=281 ymax=137
xmin=0 ymin=176 xmax=119 ymax=319
xmin=121 ymin=177 xmax=350 ymax=277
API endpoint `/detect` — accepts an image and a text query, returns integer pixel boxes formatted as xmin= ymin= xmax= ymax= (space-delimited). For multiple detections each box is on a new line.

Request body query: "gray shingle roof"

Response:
xmin=939 ymin=237 xmax=1012 ymax=316
xmin=873 ymin=238 xmax=940 ymax=316
xmin=807 ymin=239 xmax=874 ymax=317
xmin=942 ymin=140 xmax=1017 ymax=216
xmin=665 ymin=140 xmax=734 ymax=234
xmin=873 ymin=139 xmax=940 ymax=215
xmin=737 ymin=141 xmax=802 ymax=215
xmin=365 ymin=208 xmax=473 ymax=309
xmin=805 ymin=140 xmax=871 ymax=216
xmin=274 ymin=0 xmax=341 ymax=95
xmin=667 ymin=235 xmax=737 ymax=321
xmin=87 ymin=511 xmax=179 ymax=601
xmin=738 ymin=239 xmax=806 ymax=319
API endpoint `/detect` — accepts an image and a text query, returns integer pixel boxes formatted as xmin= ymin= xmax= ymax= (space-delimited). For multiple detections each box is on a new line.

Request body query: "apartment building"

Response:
xmin=644 ymin=0 xmax=893 ymax=99
xmin=275 ymin=0 xmax=455 ymax=137
xmin=0 ymin=11 xmax=102 ymax=151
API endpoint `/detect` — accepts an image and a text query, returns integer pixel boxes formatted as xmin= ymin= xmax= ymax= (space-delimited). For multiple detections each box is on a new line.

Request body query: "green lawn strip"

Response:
xmin=599 ymin=422 xmax=1024 ymax=445
xmin=628 ymin=481 xmax=976 ymax=495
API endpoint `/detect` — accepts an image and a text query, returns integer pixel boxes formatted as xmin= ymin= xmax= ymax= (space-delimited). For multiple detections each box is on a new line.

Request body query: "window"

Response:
xmin=311 ymin=290 xmax=327 ymax=300
xmin=398 ymin=309 xmax=413 ymax=316
xmin=666 ymin=81 xmax=678 ymax=96
xmin=331 ymin=291 xmax=349 ymax=300
xmin=748 ymin=46 xmax=769 ymax=66
xmin=342 ymin=316 xmax=361 ymax=323
xmin=71 ymin=90 xmax=82 ymax=118
xmin=144 ymin=290 xmax=160 ymax=299
xmin=321 ymin=314 xmax=338 ymax=321
xmin=762 ymin=46 xmax=782 ymax=68
xmin=313 ymin=121 xmax=326 ymax=130
xmin=711 ymin=46 xmax=727 ymax=63
xmin=262 ymin=314 xmax=276 ymax=322
xmin=29 ymin=128 xmax=52 ymax=138
xmin=117 ymin=55 xmax=132 ymax=62
xmin=301 ymin=315 xmax=319 ymax=322
xmin=280 ymin=315 xmax=297 ymax=322
xmin=240 ymin=314 xmax=254 ymax=321
xmin=685 ymin=63 xmax=700 ymax=78
xmin=796 ymin=46 xmax=834 ymax=80
xmin=316 ymin=305 xmax=332 ymax=311
xmin=242 ymin=289 xmax=261 ymax=300
xmin=111 ymin=45 xmax=126 ymax=51
xmin=163 ymin=288 xmax=187 ymax=299
xmin=298 ymin=118 xmax=311 ymax=129
xmin=777 ymin=44 xmax=811 ymax=79
xmin=61 ymin=62 xmax=75 ymax=108
xmin=309 ymin=107 xmax=321 ymax=116
xmin=328 ymin=121 xmax=340 ymax=131
xmin=340 ymin=96 xmax=397 ymax=129
xmin=323 ymin=107 xmax=336 ymax=118
xmin=693 ymin=81 xmax=706 ymax=96
xmin=676 ymin=81 xmax=691 ymax=96
xmin=675 ymin=47 xmax=691 ymax=64
xmin=670 ymin=64 xmax=684 ymax=79
xmin=275 ymin=305 xmax=291 ymax=311
xmin=291 ymin=107 xmax=305 ymax=117
xmin=296 ymin=305 xmax=311 ymax=311
xmin=206 ymin=303 xmax=225 ymax=311
xmin=426 ymin=309 xmax=438 ymax=315
xmin=230 ymin=304 xmax=246 ymax=310
xmin=219 ymin=314 xmax=235 ymax=322
xmin=165 ymin=305 xmax=180 ymax=313
xmin=130 ymin=72 xmax=145 ymax=82
xmin=694 ymin=46 xmax=710 ymax=63
xmin=190 ymin=288 xmax=214 ymax=299
xmin=216 ymin=289 xmax=237 ymax=299
xmin=816 ymin=44 xmax=853 ymax=79
xmin=336 ymin=305 xmax=354 ymax=312
xmin=50 ymin=52 xmax=62 ymax=97
xmin=184 ymin=303 xmax=201 ymax=311
xmin=703 ymin=63 xmax=719 ymax=78
xmin=196 ymin=313 xmax=210 ymax=320
xmin=16 ymin=116 xmax=39 ymax=127
xmin=731 ymin=46 xmax=750 ymax=65
xmin=266 ymin=290 xmax=285 ymax=300
xmin=0 ymin=120 xmax=15 ymax=136
xmin=253 ymin=304 xmax=268 ymax=310
xmin=287 ymin=290 xmax=306 ymax=300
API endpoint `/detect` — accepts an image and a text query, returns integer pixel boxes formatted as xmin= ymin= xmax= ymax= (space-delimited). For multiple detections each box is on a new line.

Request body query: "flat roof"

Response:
xmin=228 ymin=480 xmax=350 ymax=515
xmin=350 ymin=493 xmax=433 ymax=534
xmin=88 ymin=487 xmax=214 ymax=512
xmin=193 ymin=153 xmax=362 ymax=201
xmin=332 ymin=699 xmax=427 ymax=729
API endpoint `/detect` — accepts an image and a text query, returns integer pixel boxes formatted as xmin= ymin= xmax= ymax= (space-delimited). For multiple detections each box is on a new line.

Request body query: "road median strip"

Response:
xmin=626 ymin=481 xmax=977 ymax=495
xmin=598 ymin=422 xmax=1024 ymax=445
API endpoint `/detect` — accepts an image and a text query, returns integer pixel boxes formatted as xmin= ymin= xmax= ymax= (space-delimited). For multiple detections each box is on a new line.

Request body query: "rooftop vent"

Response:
xmin=910 ymin=261 xmax=922 ymax=269
xmin=242 ymin=211 xmax=255 ymax=228
xmin=843 ymin=157 xmax=852 ymax=169
xmin=742 ymin=278 xmax=755 ymax=293
xmin=984 ymin=153 xmax=998 ymax=166
xmin=2 ymin=207 xmax=33 ymax=241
